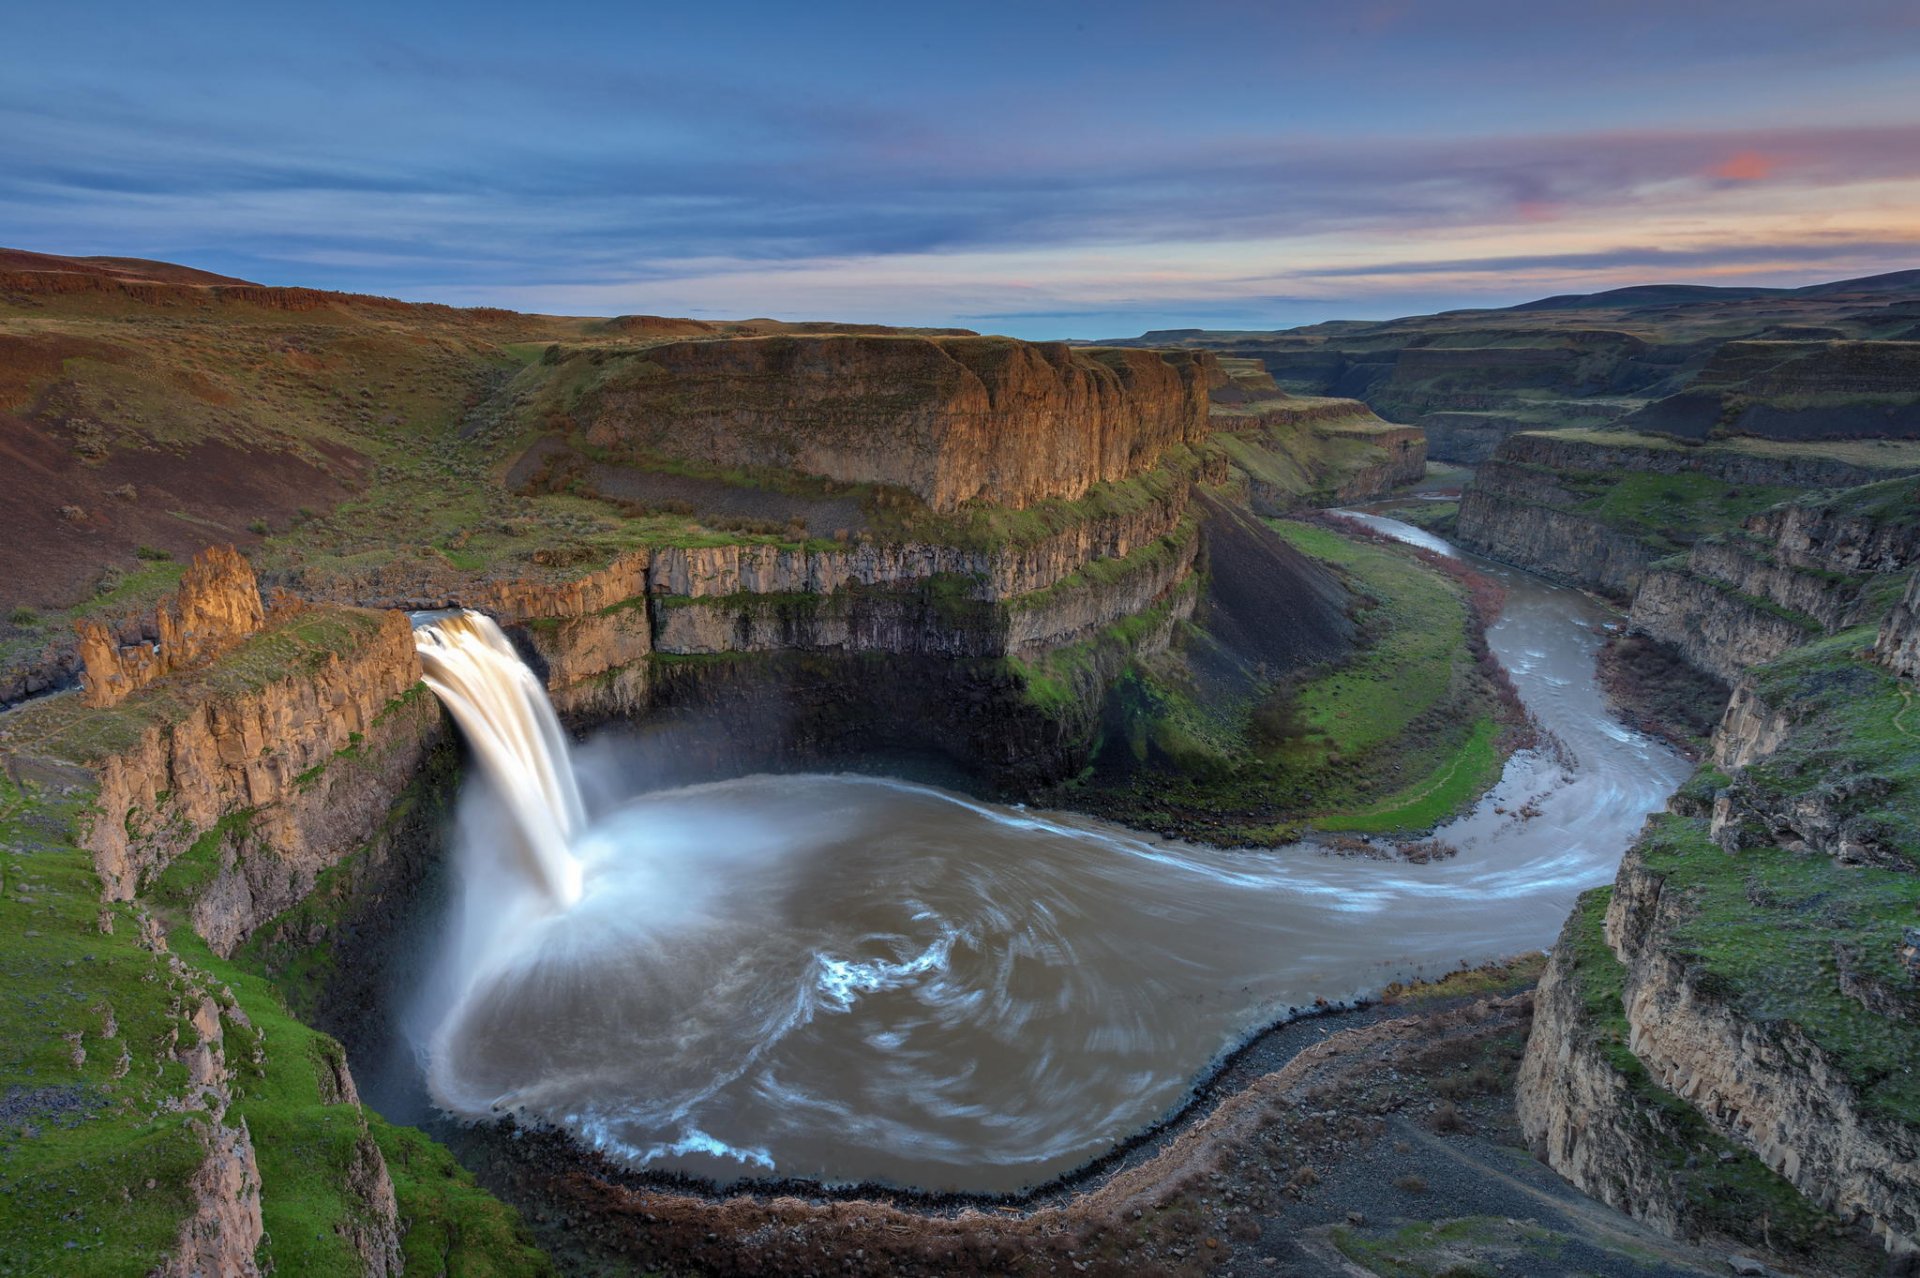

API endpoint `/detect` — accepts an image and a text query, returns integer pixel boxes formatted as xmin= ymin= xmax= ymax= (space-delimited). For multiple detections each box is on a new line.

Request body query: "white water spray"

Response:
xmin=413 ymin=610 xmax=584 ymax=907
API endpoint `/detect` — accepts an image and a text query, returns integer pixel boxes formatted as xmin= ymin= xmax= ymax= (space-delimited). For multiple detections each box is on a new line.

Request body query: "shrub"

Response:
xmin=8 ymin=607 xmax=39 ymax=627
xmin=248 ymin=519 xmax=271 ymax=535
xmin=1392 ymin=1174 xmax=1428 ymax=1193
xmin=135 ymin=545 xmax=172 ymax=561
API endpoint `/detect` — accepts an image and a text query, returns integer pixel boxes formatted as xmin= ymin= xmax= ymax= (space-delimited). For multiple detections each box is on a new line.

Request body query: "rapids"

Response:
xmin=407 ymin=518 xmax=1688 ymax=1193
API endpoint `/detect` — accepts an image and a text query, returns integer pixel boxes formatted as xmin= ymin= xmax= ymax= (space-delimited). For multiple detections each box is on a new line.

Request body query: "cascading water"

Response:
xmin=413 ymin=610 xmax=584 ymax=908
xmin=399 ymin=532 xmax=1690 ymax=1194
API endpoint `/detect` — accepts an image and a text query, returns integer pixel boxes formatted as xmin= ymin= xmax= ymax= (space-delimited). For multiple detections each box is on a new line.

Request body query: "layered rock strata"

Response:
xmin=540 ymin=336 xmax=1218 ymax=511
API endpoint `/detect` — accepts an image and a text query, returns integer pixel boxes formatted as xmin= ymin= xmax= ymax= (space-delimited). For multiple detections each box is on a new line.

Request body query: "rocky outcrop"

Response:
xmin=1745 ymin=490 xmax=1920 ymax=576
xmin=1628 ymin=480 xmax=1920 ymax=680
xmin=76 ymin=545 xmax=267 ymax=708
xmin=1879 ymin=571 xmax=1920 ymax=677
xmin=156 ymin=1119 xmax=265 ymax=1278
xmin=1712 ymin=679 xmax=1795 ymax=771
xmin=76 ymin=608 xmax=438 ymax=951
xmin=1681 ymin=538 xmax=1868 ymax=629
xmin=1460 ymin=431 xmax=1920 ymax=609
xmin=1515 ymin=900 xmax=1691 ymax=1236
xmin=1323 ymin=424 xmax=1427 ymax=498
xmin=538 ymin=336 xmax=1217 ymax=511
xmin=1627 ymin=568 xmax=1815 ymax=683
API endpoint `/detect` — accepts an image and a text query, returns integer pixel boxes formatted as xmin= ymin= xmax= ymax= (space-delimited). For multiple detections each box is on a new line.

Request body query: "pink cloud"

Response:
xmin=1710 ymin=150 xmax=1780 ymax=181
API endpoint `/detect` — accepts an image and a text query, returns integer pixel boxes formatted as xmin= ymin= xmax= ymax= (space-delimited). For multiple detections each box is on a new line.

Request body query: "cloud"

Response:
xmin=1711 ymin=150 xmax=1780 ymax=181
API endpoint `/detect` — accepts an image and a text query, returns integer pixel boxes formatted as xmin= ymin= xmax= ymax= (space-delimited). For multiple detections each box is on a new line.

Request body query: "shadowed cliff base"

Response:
xmin=1056 ymin=509 xmax=1519 ymax=844
xmin=1596 ymin=631 xmax=1731 ymax=757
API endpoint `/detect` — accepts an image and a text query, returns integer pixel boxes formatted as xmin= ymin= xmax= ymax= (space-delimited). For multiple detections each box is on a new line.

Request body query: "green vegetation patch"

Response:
xmin=0 ymin=783 xmax=208 ymax=1274
xmin=1051 ymin=519 xmax=1506 ymax=842
xmin=1743 ymin=626 xmax=1920 ymax=867
xmin=1564 ymin=471 xmax=1799 ymax=556
xmin=0 ymin=766 xmax=550 ymax=1276
xmin=1332 ymin=1215 xmax=1562 ymax=1278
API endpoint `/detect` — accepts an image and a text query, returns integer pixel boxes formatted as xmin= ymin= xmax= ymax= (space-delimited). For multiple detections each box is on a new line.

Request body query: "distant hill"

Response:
xmin=1509 ymin=270 xmax=1920 ymax=312
xmin=1102 ymin=267 xmax=1920 ymax=461
xmin=0 ymin=247 xmax=259 ymax=287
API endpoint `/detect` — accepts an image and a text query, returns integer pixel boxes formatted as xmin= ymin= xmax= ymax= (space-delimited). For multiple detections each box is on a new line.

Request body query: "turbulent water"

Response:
xmin=410 ymin=521 xmax=1688 ymax=1194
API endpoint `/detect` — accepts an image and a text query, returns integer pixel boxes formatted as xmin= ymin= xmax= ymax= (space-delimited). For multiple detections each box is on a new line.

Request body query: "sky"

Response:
xmin=4 ymin=0 xmax=1919 ymax=338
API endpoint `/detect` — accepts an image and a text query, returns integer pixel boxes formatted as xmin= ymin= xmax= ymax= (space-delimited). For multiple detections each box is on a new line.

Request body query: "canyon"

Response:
xmin=2 ymin=253 xmax=1917 ymax=1278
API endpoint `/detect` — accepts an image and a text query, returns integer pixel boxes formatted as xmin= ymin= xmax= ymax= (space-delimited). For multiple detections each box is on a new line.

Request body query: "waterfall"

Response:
xmin=413 ymin=609 xmax=585 ymax=908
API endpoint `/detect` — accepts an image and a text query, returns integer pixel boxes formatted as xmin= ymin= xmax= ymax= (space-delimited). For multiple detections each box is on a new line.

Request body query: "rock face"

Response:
xmin=650 ymin=525 xmax=1199 ymax=661
xmin=155 ymin=1119 xmax=265 ymax=1278
xmin=1628 ymin=481 xmax=1920 ymax=681
xmin=1414 ymin=412 xmax=1543 ymax=464
xmin=1712 ymin=680 xmax=1795 ymax=771
xmin=1605 ymin=846 xmax=1920 ymax=1249
xmin=1457 ymin=487 xmax=1652 ymax=599
xmin=75 ymin=545 xmax=267 ymax=708
xmin=1879 ymin=571 xmax=1920 ymax=677
xmin=1514 ymin=903 xmax=1690 ymax=1237
xmin=1625 ymin=568 xmax=1815 ymax=683
xmin=1522 ymin=603 xmax=1920 ymax=1259
xmin=1460 ymin=432 xmax=1920 ymax=623
xmin=542 ymin=336 xmax=1216 ymax=511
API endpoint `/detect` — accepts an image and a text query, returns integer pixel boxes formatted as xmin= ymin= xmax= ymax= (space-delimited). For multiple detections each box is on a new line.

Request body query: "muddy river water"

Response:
xmin=411 ymin=515 xmax=1689 ymax=1193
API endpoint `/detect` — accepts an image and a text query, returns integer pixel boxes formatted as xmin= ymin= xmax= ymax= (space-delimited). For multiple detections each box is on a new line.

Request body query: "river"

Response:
xmin=412 ymin=514 xmax=1689 ymax=1194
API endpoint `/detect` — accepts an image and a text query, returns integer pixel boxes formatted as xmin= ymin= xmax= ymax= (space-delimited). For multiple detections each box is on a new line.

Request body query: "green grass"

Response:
xmin=1565 ymin=471 xmax=1800 ymax=554
xmin=1269 ymin=521 xmax=1479 ymax=763
xmin=0 ymin=766 xmax=552 ymax=1277
xmin=1531 ymin=428 xmax=1920 ymax=470
xmin=1316 ymin=715 xmax=1499 ymax=833
xmin=0 ymin=783 xmax=209 ymax=1274
xmin=1743 ymin=625 xmax=1920 ymax=865
xmin=1332 ymin=1215 xmax=1560 ymax=1278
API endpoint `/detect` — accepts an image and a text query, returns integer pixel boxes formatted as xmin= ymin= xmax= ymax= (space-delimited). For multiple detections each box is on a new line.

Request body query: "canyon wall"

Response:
xmin=1521 ymin=603 xmax=1920 ymax=1259
xmin=537 ymin=336 xmax=1216 ymax=511
xmin=84 ymin=608 xmax=437 ymax=953
xmin=1625 ymin=568 xmax=1817 ymax=683
xmin=1627 ymin=480 xmax=1920 ymax=682
xmin=1459 ymin=431 xmax=1920 ymax=620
